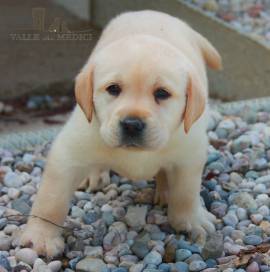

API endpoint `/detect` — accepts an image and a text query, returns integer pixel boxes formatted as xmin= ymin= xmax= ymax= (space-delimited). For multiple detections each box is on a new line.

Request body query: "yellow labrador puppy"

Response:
xmin=21 ymin=10 xmax=222 ymax=257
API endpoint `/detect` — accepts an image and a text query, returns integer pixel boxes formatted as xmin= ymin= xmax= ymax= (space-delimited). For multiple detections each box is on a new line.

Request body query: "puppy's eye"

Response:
xmin=154 ymin=88 xmax=171 ymax=102
xmin=106 ymin=84 xmax=121 ymax=96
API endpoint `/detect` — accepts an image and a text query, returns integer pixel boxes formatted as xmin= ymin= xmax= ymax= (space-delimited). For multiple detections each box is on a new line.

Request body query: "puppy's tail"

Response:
xmin=195 ymin=32 xmax=222 ymax=71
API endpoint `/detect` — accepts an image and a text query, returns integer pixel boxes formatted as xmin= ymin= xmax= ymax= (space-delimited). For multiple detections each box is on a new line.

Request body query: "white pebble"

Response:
xmin=21 ymin=185 xmax=36 ymax=195
xmin=71 ymin=206 xmax=84 ymax=218
xmin=4 ymin=224 xmax=19 ymax=235
xmin=22 ymin=153 xmax=35 ymax=164
xmin=48 ymin=260 xmax=62 ymax=272
xmin=236 ymin=207 xmax=248 ymax=221
xmin=253 ymin=184 xmax=267 ymax=193
xmin=101 ymin=204 xmax=113 ymax=212
xmin=258 ymin=205 xmax=270 ymax=216
xmin=15 ymin=248 xmax=38 ymax=265
xmin=20 ymin=172 xmax=31 ymax=184
xmin=0 ymin=235 xmax=12 ymax=250
xmin=250 ymin=214 xmax=263 ymax=225
xmin=230 ymin=172 xmax=243 ymax=185
xmin=256 ymin=194 xmax=270 ymax=206
xmin=33 ymin=258 xmax=46 ymax=268
xmin=84 ymin=202 xmax=93 ymax=211
xmin=4 ymin=172 xmax=23 ymax=188
xmin=7 ymin=188 xmax=20 ymax=199
xmin=7 ymin=256 xmax=17 ymax=267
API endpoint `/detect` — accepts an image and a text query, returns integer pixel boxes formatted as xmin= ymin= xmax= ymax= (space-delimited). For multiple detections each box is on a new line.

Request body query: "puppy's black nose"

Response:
xmin=120 ymin=117 xmax=145 ymax=136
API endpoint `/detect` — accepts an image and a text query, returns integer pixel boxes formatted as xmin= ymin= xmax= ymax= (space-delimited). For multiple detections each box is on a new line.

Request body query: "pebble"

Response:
xmin=84 ymin=246 xmax=103 ymax=258
xmin=15 ymin=248 xmax=38 ymax=266
xmin=0 ymin=219 xmax=7 ymax=230
xmin=11 ymin=199 xmax=31 ymax=214
xmin=158 ymin=263 xmax=170 ymax=272
xmin=178 ymin=240 xmax=201 ymax=254
xmin=125 ymin=206 xmax=147 ymax=231
xmin=76 ymin=257 xmax=106 ymax=272
xmin=7 ymin=188 xmax=20 ymax=199
xmin=230 ymin=172 xmax=243 ymax=184
xmin=21 ymin=184 xmax=36 ymax=195
xmin=230 ymin=192 xmax=257 ymax=209
xmin=185 ymin=254 xmax=203 ymax=264
xmin=210 ymin=201 xmax=227 ymax=218
xmin=103 ymin=230 xmax=122 ymax=251
xmin=143 ymin=251 xmax=162 ymax=266
xmin=250 ymin=213 xmax=263 ymax=225
xmin=173 ymin=261 xmax=189 ymax=272
xmin=223 ymin=211 xmax=239 ymax=227
xmin=230 ymin=230 xmax=245 ymax=240
xmin=71 ymin=206 xmax=84 ymax=218
xmin=236 ymin=207 xmax=248 ymax=221
xmin=83 ymin=211 xmax=99 ymax=224
xmin=246 ymin=261 xmax=260 ymax=272
xmin=175 ymin=249 xmax=192 ymax=262
xmin=48 ymin=260 xmax=62 ymax=272
xmin=202 ymin=232 xmax=223 ymax=259
xmin=130 ymin=263 xmax=144 ymax=272
xmin=258 ymin=205 xmax=270 ymax=216
xmin=253 ymin=183 xmax=267 ymax=193
xmin=3 ymin=172 xmax=23 ymax=188
xmin=33 ymin=258 xmax=51 ymax=272
xmin=224 ymin=242 xmax=244 ymax=255
xmin=0 ymin=236 xmax=12 ymax=251
xmin=256 ymin=175 xmax=270 ymax=184
xmin=189 ymin=260 xmax=207 ymax=272
xmin=164 ymin=237 xmax=178 ymax=263
xmin=231 ymin=135 xmax=252 ymax=153
xmin=243 ymin=235 xmax=263 ymax=246
xmin=0 ymin=254 xmax=11 ymax=271
xmin=131 ymin=232 xmax=150 ymax=259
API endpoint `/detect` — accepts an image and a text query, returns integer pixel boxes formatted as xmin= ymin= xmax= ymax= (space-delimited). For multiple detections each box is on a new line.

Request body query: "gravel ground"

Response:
xmin=0 ymin=96 xmax=72 ymax=135
xmin=183 ymin=0 xmax=270 ymax=46
xmin=0 ymin=104 xmax=270 ymax=272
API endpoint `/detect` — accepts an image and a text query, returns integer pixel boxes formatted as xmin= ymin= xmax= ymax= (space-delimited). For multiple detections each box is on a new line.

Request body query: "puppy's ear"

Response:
xmin=183 ymin=71 xmax=206 ymax=133
xmin=75 ymin=66 xmax=93 ymax=122
xmin=196 ymin=33 xmax=222 ymax=70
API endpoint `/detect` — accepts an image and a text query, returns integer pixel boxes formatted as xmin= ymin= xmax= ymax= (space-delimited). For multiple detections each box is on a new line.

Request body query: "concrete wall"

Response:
xmin=91 ymin=0 xmax=270 ymax=101
xmin=1 ymin=0 xmax=98 ymax=100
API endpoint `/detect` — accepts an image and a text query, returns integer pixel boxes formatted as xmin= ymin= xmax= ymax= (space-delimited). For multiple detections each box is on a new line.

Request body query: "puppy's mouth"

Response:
xmin=119 ymin=137 xmax=145 ymax=149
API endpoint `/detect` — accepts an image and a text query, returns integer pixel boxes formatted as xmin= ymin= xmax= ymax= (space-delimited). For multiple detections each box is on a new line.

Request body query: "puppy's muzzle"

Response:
xmin=120 ymin=117 xmax=146 ymax=147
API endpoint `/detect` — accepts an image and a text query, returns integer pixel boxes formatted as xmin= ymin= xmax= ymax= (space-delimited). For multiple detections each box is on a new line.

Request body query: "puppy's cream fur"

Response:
xmin=21 ymin=10 xmax=221 ymax=257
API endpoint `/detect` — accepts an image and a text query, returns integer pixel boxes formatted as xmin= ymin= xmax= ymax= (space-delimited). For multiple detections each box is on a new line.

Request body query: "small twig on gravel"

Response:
xmin=3 ymin=214 xmax=71 ymax=230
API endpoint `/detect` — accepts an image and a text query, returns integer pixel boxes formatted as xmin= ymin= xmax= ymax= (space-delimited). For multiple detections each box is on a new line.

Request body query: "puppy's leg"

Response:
xmin=154 ymin=169 xmax=168 ymax=206
xmin=20 ymin=145 xmax=89 ymax=257
xmin=167 ymin=163 xmax=216 ymax=245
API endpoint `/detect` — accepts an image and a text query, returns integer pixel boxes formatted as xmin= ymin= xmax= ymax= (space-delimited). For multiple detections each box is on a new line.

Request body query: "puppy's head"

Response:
xmin=75 ymin=35 xmax=221 ymax=150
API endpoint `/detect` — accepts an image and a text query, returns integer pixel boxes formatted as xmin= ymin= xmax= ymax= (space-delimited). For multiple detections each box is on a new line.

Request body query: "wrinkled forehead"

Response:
xmin=92 ymin=37 xmax=189 ymax=91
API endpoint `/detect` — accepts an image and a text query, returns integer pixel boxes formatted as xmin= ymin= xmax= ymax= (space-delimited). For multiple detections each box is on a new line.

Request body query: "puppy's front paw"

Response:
xmin=79 ymin=170 xmax=110 ymax=192
xmin=20 ymin=218 xmax=64 ymax=258
xmin=168 ymin=206 xmax=216 ymax=245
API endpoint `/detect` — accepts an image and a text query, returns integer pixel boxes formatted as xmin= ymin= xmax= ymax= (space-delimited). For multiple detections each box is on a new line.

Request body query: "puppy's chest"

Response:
xmin=103 ymin=153 xmax=161 ymax=181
